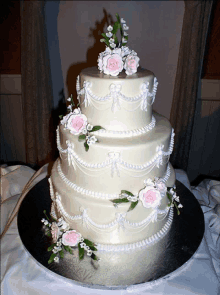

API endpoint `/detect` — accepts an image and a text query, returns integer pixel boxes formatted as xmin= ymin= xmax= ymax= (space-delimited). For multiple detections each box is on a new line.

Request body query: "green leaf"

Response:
xmin=84 ymin=142 xmax=89 ymax=152
xmin=78 ymin=134 xmax=86 ymax=141
xmin=115 ymin=13 xmax=120 ymax=23
xmin=78 ymin=243 xmax=85 ymax=260
xmin=166 ymin=192 xmax=172 ymax=203
xmin=47 ymin=243 xmax=56 ymax=252
xmin=173 ymin=201 xmax=180 ymax=215
xmin=128 ymin=200 xmax=139 ymax=212
xmin=91 ymin=253 xmax=99 ymax=261
xmin=48 ymin=253 xmax=57 ymax=264
xmin=121 ymin=190 xmax=134 ymax=197
xmin=63 ymin=245 xmax=73 ymax=254
xmin=59 ymin=249 xmax=64 ymax=259
xmin=90 ymin=245 xmax=98 ymax=252
xmin=112 ymin=22 xmax=120 ymax=35
xmin=43 ymin=210 xmax=50 ymax=221
xmin=83 ymin=239 xmax=97 ymax=251
xmin=111 ymin=198 xmax=130 ymax=204
xmin=84 ymin=239 xmax=95 ymax=247
xmin=90 ymin=126 xmax=104 ymax=132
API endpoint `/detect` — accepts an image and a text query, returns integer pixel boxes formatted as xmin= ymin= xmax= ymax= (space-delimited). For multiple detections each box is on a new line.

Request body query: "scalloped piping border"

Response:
xmin=92 ymin=116 xmax=156 ymax=137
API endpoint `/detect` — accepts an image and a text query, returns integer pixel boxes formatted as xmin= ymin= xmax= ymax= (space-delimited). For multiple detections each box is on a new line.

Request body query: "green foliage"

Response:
xmin=48 ymin=253 xmax=57 ymax=264
xmin=78 ymin=134 xmax=86 ymax=141
xmin=90 ymin=126 xmax=104 ymax=132
xmin=128 ymin=200 xmax=139 ymax=212
xmin=121 ymin=190 xmax=134 ymax=197
xmin=78 ymin=243 xmax=85 ymax=260
xmin=84 ymin=142 xmax=89 ymax=152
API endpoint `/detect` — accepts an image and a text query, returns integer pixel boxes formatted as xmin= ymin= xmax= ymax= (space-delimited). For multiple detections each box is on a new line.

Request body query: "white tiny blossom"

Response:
xmin=44 ymin=220 xmax=49 ymax=225
xmin=41 ymin=218 xmax=45 ymax=223
xmin=178 ymin=204 xmax=183 ymax=208
xmin=67 ymin=97 xmax=71 ymax=102
xmin=54 ymin=257 xmax=59 ymax=263
xmin=100 ymin=39 xmax=105 ymax=43
xmin=52 ymin=248 xmax=58 ymax=254
xmin=122 ymin=37 xmax=127 ymax=43
xmin=67 ymin=105 xmax=72 ymax=110
xmin=109 ymin=38 xmax=115 ymax=44
xmin=80 ymin=242 xmax=86 ymax=248
xmin=123 ymin=32 xmax=128 ymax=36
xmin=121 ymin=18 xmax=126 ymax=24
xmin=87 ymin=250 xmax=92 ymax=256
xmin=56 ymin=240 xmax=62 ymax=247
xmin=110 ymin=43 xmax=116 ymax=48
xmin=82 ymin=128 xmax=87 ymax=134
xmin=123 ymin=24 xmax=129 ymax=30
xmin=106 ymin=32 xmax=112 ymax=38
xmin=107 ymin=25 xmax=113 ymax=31
xmin=87 ymin=124 xmax=93 ymax=131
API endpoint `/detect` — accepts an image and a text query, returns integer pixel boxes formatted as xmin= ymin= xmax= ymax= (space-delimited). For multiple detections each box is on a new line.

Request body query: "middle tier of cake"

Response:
xmin=56 ymin=112 xmax=175 ymax=194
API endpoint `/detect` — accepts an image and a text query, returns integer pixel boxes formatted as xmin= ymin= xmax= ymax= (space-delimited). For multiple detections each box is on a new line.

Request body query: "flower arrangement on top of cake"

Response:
xmin=98 ymin=13 xmax=140 ymax=76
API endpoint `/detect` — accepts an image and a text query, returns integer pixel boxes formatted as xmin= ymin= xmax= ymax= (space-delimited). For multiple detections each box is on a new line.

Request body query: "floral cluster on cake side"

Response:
xmin=98 ymin=14 xmax=140 ymax=76
xmin=41 ymin=211 xmax=98 ymax=263
xmin=111 ymin=177 xmax=183 ymax=215
xmin=60 ymin=95 xmax=104 ymax=151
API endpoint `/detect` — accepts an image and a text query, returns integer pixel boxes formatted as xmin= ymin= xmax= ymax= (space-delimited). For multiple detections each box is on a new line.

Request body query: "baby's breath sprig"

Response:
xmin=100 ymin=13 xmax=129 ymax=49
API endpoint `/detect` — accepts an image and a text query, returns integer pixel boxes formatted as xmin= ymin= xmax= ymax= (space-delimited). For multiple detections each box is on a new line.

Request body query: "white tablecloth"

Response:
xmin=1 ymin=164 xmax=220 ymax=294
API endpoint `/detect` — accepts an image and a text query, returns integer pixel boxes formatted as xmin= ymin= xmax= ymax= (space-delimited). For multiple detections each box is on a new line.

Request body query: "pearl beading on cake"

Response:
xmin=56 ymin=128 xmax=174 ymax=174
xmin=96 ymin=207 xmax=173 ymax=252
xmin=76 ymin=76 xmax=158 ymax=112
xmin=49 ymin=177 xmax=170 ymax=232
xmin=92 ymin=116 xmax=156 ymax=137
xmin=57 ymin=159 xmax=171 ymax=200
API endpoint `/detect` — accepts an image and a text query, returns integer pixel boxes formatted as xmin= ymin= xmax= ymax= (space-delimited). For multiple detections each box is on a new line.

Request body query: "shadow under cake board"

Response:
xmin=17 ymin=178 xmax=204 ymax=290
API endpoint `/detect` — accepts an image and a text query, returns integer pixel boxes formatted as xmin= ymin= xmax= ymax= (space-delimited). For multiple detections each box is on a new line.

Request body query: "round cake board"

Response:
xmin=17 ymin=178 xmax=204 ymax=290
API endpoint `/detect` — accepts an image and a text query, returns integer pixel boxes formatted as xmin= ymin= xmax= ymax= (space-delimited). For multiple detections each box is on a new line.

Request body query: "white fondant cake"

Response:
xmin=46 ymin=15 xmax=182 ymax=286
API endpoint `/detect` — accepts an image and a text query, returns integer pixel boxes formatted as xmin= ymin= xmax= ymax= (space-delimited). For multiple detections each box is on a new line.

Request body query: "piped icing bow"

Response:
xmin=140 ymin=82 xmax=149 ymax=111
xmin=156 ymin=144 xmax=165 ymax=168
xmin=109 ymin=83 xmax=122 ymax=113
xmin=108 ymin=151 xmax=121 ymax=177
xmin=83 ymin=81 xmax=92 ymax=107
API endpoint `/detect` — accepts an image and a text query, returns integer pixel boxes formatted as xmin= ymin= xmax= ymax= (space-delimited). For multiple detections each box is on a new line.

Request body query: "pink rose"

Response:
xmin=62 ymin=230 xmax=81 ymax=247
xmin=139 ymin=186 xmax=162 ymax=208
xmin=103 ymin=53 xmax=123 ymax=76
xmin=51 ymin=222 xmax=60 ymax=243
xmin=124 ymin=54 xmax=139 ymax=75
xmin=66 ymin=113 xmax=87 ymax=135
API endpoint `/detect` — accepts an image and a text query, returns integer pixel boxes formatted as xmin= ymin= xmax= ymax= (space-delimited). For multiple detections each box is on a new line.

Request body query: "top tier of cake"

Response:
xmin=77 ymin=67 xmax=157 ymax=133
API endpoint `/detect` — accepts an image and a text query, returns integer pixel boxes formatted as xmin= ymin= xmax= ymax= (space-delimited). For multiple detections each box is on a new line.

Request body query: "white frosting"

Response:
xmin=78 ymin=67 xmax=156 ymax=131
xmin=56 ymin=159 xmax=171 ymax=200
xmin=77 ymin=75 xmax=158 ymax=113
xmin=50 ymin=66 xmax=176 ymax=249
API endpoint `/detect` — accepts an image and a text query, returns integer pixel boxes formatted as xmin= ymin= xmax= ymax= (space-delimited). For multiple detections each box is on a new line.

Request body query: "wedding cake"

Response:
xmin=44 ymin=14 xmax=182 ymax=286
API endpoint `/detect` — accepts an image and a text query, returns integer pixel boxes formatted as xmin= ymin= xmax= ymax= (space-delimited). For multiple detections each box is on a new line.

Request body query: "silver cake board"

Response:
xmin=17 ymin=178 xmax=204 ymax=289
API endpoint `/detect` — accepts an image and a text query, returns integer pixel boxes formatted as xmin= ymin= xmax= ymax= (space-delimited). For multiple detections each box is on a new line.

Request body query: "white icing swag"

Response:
xmin=76 ymin=75 xmax=158 ymax=113
xmin=56 ymin=126 xmax=174 ymax=178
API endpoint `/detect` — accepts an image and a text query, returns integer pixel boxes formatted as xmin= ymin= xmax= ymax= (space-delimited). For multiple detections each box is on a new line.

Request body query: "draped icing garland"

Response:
xmin=56 ymin=126 xmax=174 ymax=177
xmin=76 ymin=75 xmax=158 ymax=113
xmin=56 ymin=159 xmax=171 ymax=200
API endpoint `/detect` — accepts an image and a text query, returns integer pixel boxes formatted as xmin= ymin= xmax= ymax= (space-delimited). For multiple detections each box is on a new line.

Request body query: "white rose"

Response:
xmin=124 ymin=54 xmax=140 ymax=75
